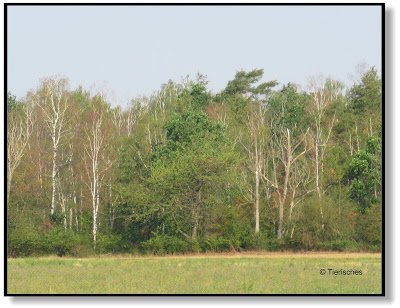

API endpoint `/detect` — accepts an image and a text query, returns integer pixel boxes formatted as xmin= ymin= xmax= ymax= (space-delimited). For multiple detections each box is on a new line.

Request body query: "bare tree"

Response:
xmin=111 ymin=106 xmax=123 ymax=137
xmin=126 ymin=101 xmax=139 ymax=138
xmin=7 ymin=99 xmax=35 ymax=207
xmin=242 ymin=109 xmax=267 ymax=233
xmin=308 ymin=75 xmax=336 ymax=230
xmin=287 ymin=157 xmax=313 ymax=238
xmin=263 ymin=120 xmax=309 ymax=239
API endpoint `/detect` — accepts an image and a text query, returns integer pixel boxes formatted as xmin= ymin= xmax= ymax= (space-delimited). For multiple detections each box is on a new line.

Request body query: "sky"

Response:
xmin=7 ymin=5 xmax=382 ymax=107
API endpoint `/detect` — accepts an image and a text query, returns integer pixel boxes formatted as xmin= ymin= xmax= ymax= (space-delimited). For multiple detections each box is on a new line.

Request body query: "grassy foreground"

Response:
xmin=7 ymin=252 xmax=381 ymax=294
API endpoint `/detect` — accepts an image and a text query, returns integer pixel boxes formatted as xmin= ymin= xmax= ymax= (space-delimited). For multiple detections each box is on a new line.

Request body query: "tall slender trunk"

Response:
xmin=289 ymin=188 xmax=296 ymax=223
xmin=92 ymin=179 xmax=99 ymax=244
xmin=7 ymin=172 xmax=12 ymax=208
xmin=192 ymin=190 xmax=201 ymax=240
xmin=315 ymin=134 xmax=321 ymax=198
xmin=277 ymin=129 xmax=291 ymax=239
xmin=74 ymin=194 xmax=78 ymax=231
xmin=51 ymin=147 xmax=57 ymax=216
xmin=255 ymin=170 xmax=260 ymax=234
xmin=109 ymin=181 xmax=114 ymax=230
xmin=315 ymin=142 xmax=325 ymax=230
xmin=278 ymin=162 xmax=290 ymax=239
xmin=69 ymin=207 xmax=73 ymax=230
xmin=93 ymin=183 xmax=99 ymax=244
xmin=57 ymin=177 xmax=67 ymax=230
xmin=290 ymin=224 xmax=296 ymax=239
xmin=93 ymin=207 xmax=98 ymax=243
xmin=80 ymin=187 xmax=83 ymax=232
xmin=254 ymin=134 xmax=260 ymax=234
xmin=39 ymin=155 xmax=43 ymax=190
xmin=369 ymin=117 xmax=373 ymax=137
xmin=349 ymin=133 xmax=353 ymax=156
xmin=97 ymin=183 xmax=100 ymax=230
xmin=61 ymin=194 xmax=67 ymax=230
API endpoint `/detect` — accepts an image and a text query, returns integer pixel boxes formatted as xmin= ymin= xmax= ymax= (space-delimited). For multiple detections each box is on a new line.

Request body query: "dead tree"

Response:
xmin=242 ymin=110 xmax=267 ymax=234
xmin=308 ymin=75 xmax=336 ymax=230
xmin=263 ymin=123 xmax=309 ymax=239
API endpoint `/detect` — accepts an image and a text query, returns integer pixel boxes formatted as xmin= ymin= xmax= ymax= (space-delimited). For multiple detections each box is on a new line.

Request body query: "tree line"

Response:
xmin=7 ymin=66 xmax=382 ymax=256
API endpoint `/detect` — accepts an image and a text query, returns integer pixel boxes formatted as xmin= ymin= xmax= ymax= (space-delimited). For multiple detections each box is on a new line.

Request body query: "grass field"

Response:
xmin=7 ymin=252 xmax=382 ymax=294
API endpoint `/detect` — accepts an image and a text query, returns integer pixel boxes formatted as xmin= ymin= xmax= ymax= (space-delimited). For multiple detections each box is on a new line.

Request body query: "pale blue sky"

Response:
xmin=7 ymin=5 xmax=382 ymax=107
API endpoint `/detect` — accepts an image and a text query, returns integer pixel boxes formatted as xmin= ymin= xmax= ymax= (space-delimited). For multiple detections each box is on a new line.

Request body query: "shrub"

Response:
xmin=96 ymin=234 xmax=132 ymax=254
xmin=187 ymin=239 xmax=201 ymax=253
xmin=141 ymin=234 xmax=166 ymax=255
xmin=164 ymin=236 xmax=189 ymax=254
xmin=141 ymin=233 xmax=190 ymax=255
xmin=317 ymin=238 xmax=358 ymax=252
xmin=42 ymin=229 xmax=78 ymax=256
xmin=204 ymin=235 xmax=232 ymax=252
xmin=355 ymin=203 xmax=382 ymax=247
xmin=8 ymin=231 xmax=43 ymax=257
xmin=8 ymin=228 xmax=94 ymax=257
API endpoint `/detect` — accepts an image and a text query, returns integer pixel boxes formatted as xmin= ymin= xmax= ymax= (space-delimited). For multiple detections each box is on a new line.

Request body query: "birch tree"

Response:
xmin=223 ymin=69 xmax=277 ymax=234
xmin=36 ymin=78 xmax=70 ymax=216
xmin=264 ymin=126 xmax=309 ymax=239
xmin=264 ymin=84 xmax=309 ymax=239
xmin=83 ymin=97 xmax=112 ymax=244
xmin=287 ymin=156 xmax=313 ymax=239
xmin=242 ymin=109 xmax=268 ymax=233
xmin=7 ymin=93 xmax=35 ymax=207
xmin=308 ymin=75 xmax=337 ymax=229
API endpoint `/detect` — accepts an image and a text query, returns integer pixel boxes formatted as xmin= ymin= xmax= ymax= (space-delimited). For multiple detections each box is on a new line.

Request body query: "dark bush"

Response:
xmin=8 ymin=231 xmax=43 ymax=257
xmin=355 ymin=203 xmax=382 ymax=245
xmin=140 ymin=233 xmax=186 ymax=255
xmin=8 ymin=228 xmax=93 ymax=257
xmin=96 ymin=234 xmax=132 ymax=254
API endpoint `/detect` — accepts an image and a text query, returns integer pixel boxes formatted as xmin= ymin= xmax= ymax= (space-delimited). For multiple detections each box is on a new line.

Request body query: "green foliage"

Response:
xmin=347 ymin=137 xmax=381 ymax=212
xmin=224 ymin=69 xmax=278 ymax=96
xmin=8 ymin=228 xmax=92 ymax=257
xmin=366 ymin=136 xmax=381 ymax=155
xmin=147 ymin=110 xmax=238 ymax=240
xmin=190 ymin=83 xmax=212 ymax=110
xmin=8 ymin=230 xmax=43 ymax=257
xmin=269 ymin=83 xmax=307 ymax=130
xmin=355 ymin=203 xmax=382 ymax=246
xmin=7 ymin=91 xmax=18 ymax=112
xmin=43 ymin=229 xmax=79 ymax=256
xmin=165 ymin=110 xmax=223 ymax=148
xmin=238 ymin=233 xmax=281 ymax=251
xmin=349 ymin=67 xmax=381 ymax=114
xmin=95 ymin=234 xmax=132 ymax=254
xmin=325 ymin=78 xmax=345 ymax=102
xmin=140 ymin=233 xmax=194 ymax=255
xmin=221 ymin=69 xmax=277 ymax=119
xmin=318 ymin=239 xmax=358 ymax=252
xmin=289 ymin=198 xmax=325 ymax=250
xmin=140 ymin=232 xmax=282 ymax=255
xmin=203 ymin=235 xmax=241 ymax=252
xmin=7 ymin=66 xmax=382 ymax=256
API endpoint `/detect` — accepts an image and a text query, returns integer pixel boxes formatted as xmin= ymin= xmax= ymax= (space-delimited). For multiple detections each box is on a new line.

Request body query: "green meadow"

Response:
xmin=7 ymin=253 xmax=381 ymax=294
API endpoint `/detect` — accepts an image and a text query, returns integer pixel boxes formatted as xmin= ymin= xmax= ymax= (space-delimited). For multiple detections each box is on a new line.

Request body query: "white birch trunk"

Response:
xmin=37 ymin=78 xmax=69 ymax=216
xmin=83 ymin=108 xmax=110 ymax=245
xmin=7 ymin=100 xmax=34 ymax=207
